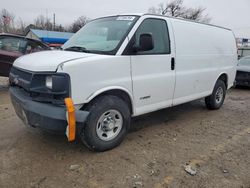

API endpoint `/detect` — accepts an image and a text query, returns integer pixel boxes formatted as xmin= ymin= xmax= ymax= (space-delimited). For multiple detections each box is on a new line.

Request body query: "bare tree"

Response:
xmin=54 ymin=24 xmax=65 ymax=32
xmin=68 ymin=16 xmax=88 ymax=33
xmin=0 ymin=9 xmax=87 ymax=34
xmin=0 ymin=9 xmax=15 ymax=33
xmin=182 ymin=7 xmax=211 ymax=23
xmin=15 ymin=17 xmax=26 ymax=34
xmin=148 ymin=0 xmax=211 ymax=23
xmin=34 ymin=15 xmax=53 ymax=30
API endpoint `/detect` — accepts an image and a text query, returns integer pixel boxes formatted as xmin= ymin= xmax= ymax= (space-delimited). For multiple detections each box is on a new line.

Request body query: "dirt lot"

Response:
xmin=0 ymin=80 xmax=249 ymax=188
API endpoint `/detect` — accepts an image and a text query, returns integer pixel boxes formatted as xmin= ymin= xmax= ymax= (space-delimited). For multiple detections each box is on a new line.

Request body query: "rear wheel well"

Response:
xmin=81 ymin=89 xmax=133 ymax=115
xmin=218 ymin=73 xmax=228 ymax=89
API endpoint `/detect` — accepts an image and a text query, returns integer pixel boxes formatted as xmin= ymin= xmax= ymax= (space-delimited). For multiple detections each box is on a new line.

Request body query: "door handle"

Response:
xmin=171 ymin=57 xmax=175 ymax=70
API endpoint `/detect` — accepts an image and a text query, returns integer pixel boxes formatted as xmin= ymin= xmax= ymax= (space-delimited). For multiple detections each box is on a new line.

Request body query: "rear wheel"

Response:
xmin=205 ymin=80 xmax=226 ymax=110
xmin=81 ymin=95 xmax=131 ymax=152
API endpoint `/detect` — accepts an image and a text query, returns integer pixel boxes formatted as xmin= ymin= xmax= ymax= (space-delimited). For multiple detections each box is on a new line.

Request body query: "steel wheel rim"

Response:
xmin=215 ymin=87 xmax=223 ymax=104
xmin=96 ymin=109 xmax=123 ymax=141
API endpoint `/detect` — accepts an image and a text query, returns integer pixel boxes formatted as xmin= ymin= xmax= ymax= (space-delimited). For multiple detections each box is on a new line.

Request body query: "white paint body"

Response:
xmin=13 ymin=14 xmax=238 ymax=116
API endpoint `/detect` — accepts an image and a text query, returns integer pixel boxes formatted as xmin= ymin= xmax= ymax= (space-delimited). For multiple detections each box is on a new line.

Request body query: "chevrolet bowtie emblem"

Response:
xmin=13 ymin=77 xmax=19 ymax=85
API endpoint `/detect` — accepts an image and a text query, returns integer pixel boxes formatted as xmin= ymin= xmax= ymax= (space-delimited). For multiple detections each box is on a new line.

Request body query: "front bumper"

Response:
xmin=9 ymin=87 xmax=89 ymax=132
xmin=235 ymin=71 xmax=250 ymax=87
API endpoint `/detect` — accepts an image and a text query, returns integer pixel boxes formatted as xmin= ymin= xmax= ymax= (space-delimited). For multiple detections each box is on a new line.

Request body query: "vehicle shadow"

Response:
xmin=30 ymin=99 xmax=206 ymax=152
xmin=130 ymin=99 xmax=205 ymax=133
xmin=234 ymin=85 xmax=250 ymax=90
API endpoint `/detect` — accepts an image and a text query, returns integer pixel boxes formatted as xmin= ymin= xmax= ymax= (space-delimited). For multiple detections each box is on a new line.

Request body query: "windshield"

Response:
xmin=0 ymin=36 xmax=27 ymax=53
xmin=239 ymin=56 xmax=250 ymax=66
xmin=62 ymin=16 xmax=138 ymax=55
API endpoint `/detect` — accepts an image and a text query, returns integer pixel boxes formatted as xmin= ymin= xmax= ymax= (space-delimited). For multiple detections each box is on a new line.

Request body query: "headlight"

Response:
xmin=45 ymin=74 xmax=70 ymax=92
xmin=30 ymin=73 xmax=70 ymax=102
xmin=45 ymin=76 xmax=53 ymax=89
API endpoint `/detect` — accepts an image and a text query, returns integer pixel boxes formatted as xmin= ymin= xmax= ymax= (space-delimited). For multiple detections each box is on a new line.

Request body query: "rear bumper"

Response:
xmin=9 ymin=87 xmax=89 ymax=132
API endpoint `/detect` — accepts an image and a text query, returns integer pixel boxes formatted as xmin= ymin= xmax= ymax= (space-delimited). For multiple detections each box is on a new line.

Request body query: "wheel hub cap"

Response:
xmin=96 ymin=110 xmax=123 ymax=141
xmin=103 ymin=117 xmax=115 ymax=131
xmin=215 ymin=87 xmax=223 ymax=104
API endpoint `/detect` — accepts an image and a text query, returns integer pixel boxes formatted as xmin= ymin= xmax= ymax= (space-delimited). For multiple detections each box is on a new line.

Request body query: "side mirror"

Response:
xmin=135 ymin=33 xmax=154 ymax=52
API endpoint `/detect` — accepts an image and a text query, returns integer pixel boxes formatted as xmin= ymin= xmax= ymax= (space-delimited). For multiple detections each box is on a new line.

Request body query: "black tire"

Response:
xmin=81 ymin=95 xmax=131 ymax=152
xmin=205 ymin=79 xmax=226 ymax=110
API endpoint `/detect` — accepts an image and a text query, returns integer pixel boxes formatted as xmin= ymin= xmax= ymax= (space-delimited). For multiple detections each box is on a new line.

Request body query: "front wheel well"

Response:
xmin=81 ymin=89 xmax=133 ymax=115
xmin=218 ymin=73 xmax=228 ymax=89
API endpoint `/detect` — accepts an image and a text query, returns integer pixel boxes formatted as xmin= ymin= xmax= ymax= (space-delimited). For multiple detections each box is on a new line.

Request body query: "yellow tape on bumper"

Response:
xmin=65 ymin=98 xmax=76 ymax=142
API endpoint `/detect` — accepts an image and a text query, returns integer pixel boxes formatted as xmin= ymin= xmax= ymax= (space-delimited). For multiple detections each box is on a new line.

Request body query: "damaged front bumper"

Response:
xmin=9 ymin=87 xmax=89 ymax=134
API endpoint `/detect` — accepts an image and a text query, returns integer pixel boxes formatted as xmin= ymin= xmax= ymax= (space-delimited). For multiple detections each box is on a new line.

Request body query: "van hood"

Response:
xmin=13 ymin=50 xmax=97 ymax=72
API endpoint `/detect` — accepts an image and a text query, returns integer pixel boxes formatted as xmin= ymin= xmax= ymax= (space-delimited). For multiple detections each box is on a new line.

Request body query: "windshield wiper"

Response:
xmin=64 ymin=46 xmax=114 ymax=55
xmin=64 ymin=46 xmax=91 ymax=53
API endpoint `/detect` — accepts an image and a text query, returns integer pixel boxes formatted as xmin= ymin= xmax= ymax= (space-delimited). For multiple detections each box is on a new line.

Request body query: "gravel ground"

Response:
xmin=0 ymin=83 xmax=249 ymax=188
xmin=0 ymin=77 xmax=9 ymax=90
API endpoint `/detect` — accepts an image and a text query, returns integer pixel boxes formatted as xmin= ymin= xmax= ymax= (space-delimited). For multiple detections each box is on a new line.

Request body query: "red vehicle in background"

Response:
xmin=0 ymin=34 xmax=50 ymax=77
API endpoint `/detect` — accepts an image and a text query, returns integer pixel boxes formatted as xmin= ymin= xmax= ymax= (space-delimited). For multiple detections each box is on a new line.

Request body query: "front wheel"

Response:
xmin=205 ymin=80 xmax=226 ymax=110
xmin=80 ymin=95 xmax=131 ymax=152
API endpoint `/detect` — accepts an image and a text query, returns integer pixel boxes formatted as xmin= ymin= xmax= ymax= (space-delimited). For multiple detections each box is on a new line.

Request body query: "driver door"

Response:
xmin=127 ymin=18 xmax=176 ymax=115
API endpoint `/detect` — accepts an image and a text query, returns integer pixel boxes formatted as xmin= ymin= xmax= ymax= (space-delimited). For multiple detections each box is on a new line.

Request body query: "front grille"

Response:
xmin=9 ymin=67 xmax=70 ymax=105
xmin=9 ymin=67 xmax=33 ymax=91
xmin=11 ymin=67 xmax=33 ymax=81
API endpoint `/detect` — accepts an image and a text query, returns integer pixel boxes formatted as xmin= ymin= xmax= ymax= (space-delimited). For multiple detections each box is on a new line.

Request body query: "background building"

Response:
xmin=26 ymin=29 xmax=73 ymax=48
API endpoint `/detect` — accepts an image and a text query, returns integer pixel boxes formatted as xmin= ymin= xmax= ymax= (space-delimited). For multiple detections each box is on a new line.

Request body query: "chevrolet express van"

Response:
xmin=9 ymin=14 xmax=237 ymax=151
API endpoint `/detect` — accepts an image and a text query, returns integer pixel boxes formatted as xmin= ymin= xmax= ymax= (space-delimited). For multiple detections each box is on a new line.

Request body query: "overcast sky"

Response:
xmin=2 ymin=0 xmax=250 ymax=37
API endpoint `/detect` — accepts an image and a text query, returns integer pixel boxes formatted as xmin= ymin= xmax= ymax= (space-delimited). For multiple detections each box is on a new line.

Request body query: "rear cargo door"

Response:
xmin=128 ymin=18 xmax=176 ymax=115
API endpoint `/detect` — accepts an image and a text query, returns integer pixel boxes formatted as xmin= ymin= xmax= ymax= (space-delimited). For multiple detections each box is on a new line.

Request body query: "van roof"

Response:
xmin=112 ymin=13 xmax=231 ymax=31
xmin=147 ymin=13 xmax=231 ymax=31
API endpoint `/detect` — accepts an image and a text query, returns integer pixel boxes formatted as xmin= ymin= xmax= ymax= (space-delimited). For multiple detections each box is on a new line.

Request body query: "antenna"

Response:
xmin=53 ymin=13 xmax=56 ymax=31
xmin=46 ymin=9 xmax=48 ymax=37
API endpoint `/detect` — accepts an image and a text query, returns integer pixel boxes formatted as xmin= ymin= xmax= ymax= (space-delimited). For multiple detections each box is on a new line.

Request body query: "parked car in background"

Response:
xmin=238 ymin=47 xmax=250 ymax=59
xmin=235 ymin=56 xmax=250 ymax=87
xmin=0 ymin=34 xmax=50 ymax=77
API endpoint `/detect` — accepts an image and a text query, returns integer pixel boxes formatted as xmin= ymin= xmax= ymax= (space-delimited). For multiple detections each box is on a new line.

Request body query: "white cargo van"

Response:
xmin=9 ymin=14 xmax=237 ymax=151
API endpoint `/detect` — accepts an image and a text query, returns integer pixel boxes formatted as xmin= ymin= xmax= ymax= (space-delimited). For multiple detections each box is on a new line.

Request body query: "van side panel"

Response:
xmin=170 ymin=19 xmax=237 ymax=105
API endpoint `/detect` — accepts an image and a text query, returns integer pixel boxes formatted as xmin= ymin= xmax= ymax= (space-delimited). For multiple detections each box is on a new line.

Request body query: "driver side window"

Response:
xmin=135 ymin=18 xmax=171 ymax=55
